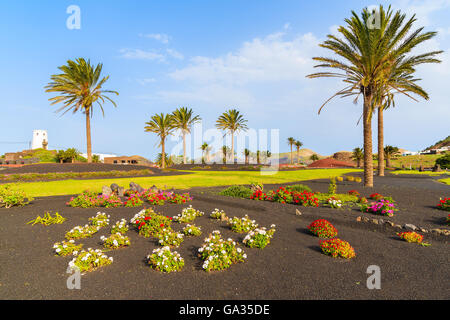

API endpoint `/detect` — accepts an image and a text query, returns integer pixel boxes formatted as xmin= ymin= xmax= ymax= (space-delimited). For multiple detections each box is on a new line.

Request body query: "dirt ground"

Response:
xmin=0 ymin=174 xmax=448 ymax=300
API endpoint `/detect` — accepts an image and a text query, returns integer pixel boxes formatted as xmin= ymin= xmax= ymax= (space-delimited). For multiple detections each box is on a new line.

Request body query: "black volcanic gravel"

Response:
xmin=0 ymin=173 xmax=449 ymax=300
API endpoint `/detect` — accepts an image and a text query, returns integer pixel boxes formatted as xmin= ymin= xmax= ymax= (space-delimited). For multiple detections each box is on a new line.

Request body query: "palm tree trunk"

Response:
xmin=290 ymin=145 xmax=293 ymax=164
xmin=297 ymin=149 xmax=300 ymax=164
xmin=232 ymin=136 xmax=235 ymax=164
xmin=377 ymin=107 xmax=385 ymax=176
xmin=161 ymin=139 xmax=166 ymax=169
xmin=363 ymin=94 xmax=374 ymax=187
xmin=182 ymin=131 xmax=187 ymax=164
xmin=85 ymin=109 xmax=92 ymax=163
xmin=386 ymin=155 xmax=391 ymax=168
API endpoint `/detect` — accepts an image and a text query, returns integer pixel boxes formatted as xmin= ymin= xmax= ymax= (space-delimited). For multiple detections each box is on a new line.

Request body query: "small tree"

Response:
xmin=384 ymin=146 xmax=399 ymax=168
xmin=352 ymin=148 xmax=364 ymax=168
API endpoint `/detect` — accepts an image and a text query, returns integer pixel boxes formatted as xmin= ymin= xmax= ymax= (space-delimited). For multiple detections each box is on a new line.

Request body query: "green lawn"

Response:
xmin=391 ymin=170 xmax=450 ymax=176
xmin=8 ymin=169 xmax=361 ymax=197
xmin=439 ymin=178 xmax=450 ymax=185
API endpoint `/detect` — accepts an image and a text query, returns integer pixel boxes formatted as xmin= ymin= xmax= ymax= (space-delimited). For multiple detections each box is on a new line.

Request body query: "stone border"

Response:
xmin=355 ymin=216 xmax=450 ymax=236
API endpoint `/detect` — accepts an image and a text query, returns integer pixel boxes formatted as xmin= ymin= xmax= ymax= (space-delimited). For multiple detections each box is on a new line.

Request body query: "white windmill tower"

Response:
xmin=31 ymin=130 xmax=48 ymax=150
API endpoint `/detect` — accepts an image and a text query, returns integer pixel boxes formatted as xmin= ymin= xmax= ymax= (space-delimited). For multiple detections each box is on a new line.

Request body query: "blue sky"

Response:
xmin=1 ymin=0 xmax=449 ymax=161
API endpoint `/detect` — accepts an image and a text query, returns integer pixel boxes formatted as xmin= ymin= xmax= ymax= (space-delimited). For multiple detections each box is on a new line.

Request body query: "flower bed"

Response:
xmin=437 ymin=198 xmax=450 ymax=211
xmin=228 ymin=215 xmax=258 ymax=233
xmin=53 ymin=240 xmax=83 ymax=256
xmin=0 ymin=185 xmax=33 ymax=208
xmin=319 ymin=238 xmax=356 ymax=259
xmin=65 ymin=225 xmax=101 ymax=240
xmin=101 ymin=233 xmax=131 ymax=250
xmin=147 ymin=246 xmax=184 ymax=273
xmin=124 ymin=195 xmax=144 ymax=207
xmin=308 ymin=219 xmax=338 ymax=238
xmin=141 ymin=190 xmax=193 ymax=205
xmin=243 ymin=225 xmax=276 ymax=249
xmin=348 ymin=190 xmax=360 ymax=197
xmin=111 ymin=219 xmax=129 ymax=234
xmin=88 ymin=212 xmax=110 ymax=227
xmin=397 ymin=232 xmax=431 ymax=246
xmin=66 ymin=191 xmax=122 ymax=208
xmin=198 ymin=231 xmax=246 ymax=272
xmin=182 ymin=224 xmax=202 ymax=236
xmin=250 ymin=188 xmax=319 ymax=207
xmin=210 ymin=208 xmax=227 ymax=220
xmin=156 ymin=228 xmax=184 ymax=247
xmin=130 ymin=209 xmax=172 ymax=237
xmin=361 ymin=199 xmax=397 ymax=217
xmin=369 ymin=193 xmax=384 ymax=201
xmin=172 ymin=205 xmax=204 ymax=223
xmin=325 ymin=197 xmax=343 ymax=209
xmin=68 ymin=249 xmax=113 ymax=273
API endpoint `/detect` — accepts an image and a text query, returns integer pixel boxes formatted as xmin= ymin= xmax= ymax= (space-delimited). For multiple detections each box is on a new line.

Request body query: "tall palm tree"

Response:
xmin=352 ymin=147 xmax=364 ymax=168
xmin=244 ymin=148 xmax=250 ymax=165
xmin=172 ymin=107 xmax=201 ymax=164
xmin=373 ymin=56 xmax=439 ymax=176
xmin=200 ymin=142 xmax=209 ymax=164
xmin=144 ymin=113 xmax=175 ymax=169
xmin=216 ymin=109 xmax=248 ymax=164
xmin=384 ymin=145 xmax=399 ymax=168
xmin=307 ymin=5 xmax=442 ymax=187
xmin=287 ymin=137 xmax=295 ymax=165
xmin=295 ymin=140 xmax=303 ymax=164
xmin=45 ymin=58 xmax=118 ymax=163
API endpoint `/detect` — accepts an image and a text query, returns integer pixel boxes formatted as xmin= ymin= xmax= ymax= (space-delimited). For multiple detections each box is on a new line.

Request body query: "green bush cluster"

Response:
xmin=0 ymin=169 xmax=154 ymax=182
xmin=285 ymin=184 xmax=312 ymax=193
xmin=0 ymin=185 xmax=33 ymax=208
xmin=219 ymin=185 xmax=253 ymax=198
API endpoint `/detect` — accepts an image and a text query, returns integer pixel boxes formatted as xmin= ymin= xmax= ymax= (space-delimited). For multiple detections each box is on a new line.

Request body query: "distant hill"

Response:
xmin=424 ymin=136 xmax=450 ymax=151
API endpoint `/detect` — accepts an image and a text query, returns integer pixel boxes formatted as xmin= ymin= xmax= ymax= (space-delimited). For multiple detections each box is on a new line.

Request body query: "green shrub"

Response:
xmin=435 ymin=153 xmax=450 ymax=169
xmin=285 ymin=184 xmax=312 ymax=193
xmin=0 ymin=185 xmax=33 ymax=208
xmin=219 ymin=185 xmax=253 ymax=198
xmin=328 ymin=177 xmax=337 ymax=195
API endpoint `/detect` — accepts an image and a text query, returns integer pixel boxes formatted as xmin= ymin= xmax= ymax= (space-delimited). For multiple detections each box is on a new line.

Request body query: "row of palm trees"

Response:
xmin=307 ymin=5 xmax=442 ymax=186
xmin=144 ymin=108 xmax=249 ymax=168
xmin=352 ymin=145 xmax=400 ymax=168
xmin=287 ymin=137 xmax=303 ymax=164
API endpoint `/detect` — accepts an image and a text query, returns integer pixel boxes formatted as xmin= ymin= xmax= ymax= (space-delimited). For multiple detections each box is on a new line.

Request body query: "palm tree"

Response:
xmin=144 ymin=113 xmax=175 ymax=169
xmin=200 ymin=142 xmax=209 ymax=164
xmin=216 ymin=109 xmax=248 ymax=164
xmin=244 ymin=148 xmax=250 ymax=165
xmin=384 ymin=145 xmax=399 ymax=168
xmin=307 ymin=5 xmax=442 ymax=187
xmin=222 ymin=146 xmax=229 ymax=164
xmin=45 ymin=58 xmax=118 ymax=163
xmin=172 ymin=107 xmax=201 ymax=164
xmin=65 ymin=148 xmax=80 ymax=163
xmin=295 ymin=141 xmax=303 ymax=164
xmin=287 ymin=137 xmax=295 ymax=165
xmin=155 ymin=153 xmax=174 ymax=167
xmin=256 ymin=150 xmax=261 ymax=165
xmin=373 ymin=57 xmax=439 ymax=176
xmin=352 ymin=147 xmax=364 ymax=168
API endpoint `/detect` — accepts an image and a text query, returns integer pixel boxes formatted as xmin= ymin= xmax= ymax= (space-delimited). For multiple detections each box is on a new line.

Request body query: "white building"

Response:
xmin=31 ymin=130 xmax=48 ymax=150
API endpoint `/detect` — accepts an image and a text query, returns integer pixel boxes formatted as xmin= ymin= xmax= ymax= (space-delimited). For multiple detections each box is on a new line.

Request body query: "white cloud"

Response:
xmin=137 ymin=78 xmax=157 ymax=86
xmin=139 ymin=33 xmax=170 ymax=44
xmin=166 ymin=48 xmax=184 ymax=60
xmin=168 ymin=31 xmax=321 ymax=86
xmin=119 ymin=48 xmax=165 ymax=61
